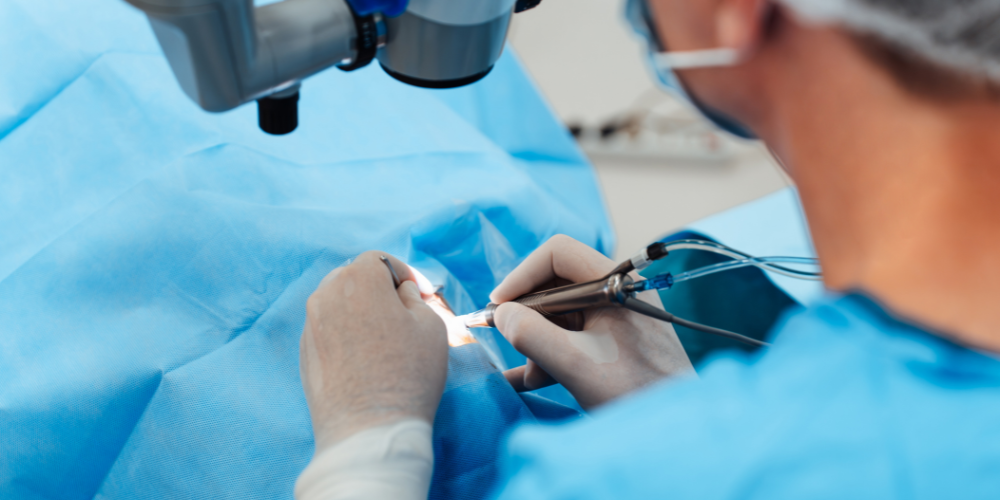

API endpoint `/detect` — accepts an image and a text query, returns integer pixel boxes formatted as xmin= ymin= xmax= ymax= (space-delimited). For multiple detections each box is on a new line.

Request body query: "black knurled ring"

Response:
xmin=339 ymin=10 xmax=378 ymax=72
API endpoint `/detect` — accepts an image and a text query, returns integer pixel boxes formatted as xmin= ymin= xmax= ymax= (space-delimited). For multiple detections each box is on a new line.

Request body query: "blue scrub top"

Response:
xmin=494 ymin=294 xmax=1000 ymax=499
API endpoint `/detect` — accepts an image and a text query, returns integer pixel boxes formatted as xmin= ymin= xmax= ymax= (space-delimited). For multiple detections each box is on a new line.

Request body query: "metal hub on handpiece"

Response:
xmin=464 ymin=274 xmax=636 ymax=329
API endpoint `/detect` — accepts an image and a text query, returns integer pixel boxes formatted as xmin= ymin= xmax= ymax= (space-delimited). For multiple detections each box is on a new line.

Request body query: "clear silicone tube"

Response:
xmin=674 ymin=256 xmax=820 ymax=283
xmin=663 ymin=240 xmax=822 ymax=280
xmin=630 ymin=256 xmax=821 ymax=293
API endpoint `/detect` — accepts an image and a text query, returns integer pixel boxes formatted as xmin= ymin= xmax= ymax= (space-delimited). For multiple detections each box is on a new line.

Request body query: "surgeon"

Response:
xmin=294 ymin=0 xmax=1000 ymax=498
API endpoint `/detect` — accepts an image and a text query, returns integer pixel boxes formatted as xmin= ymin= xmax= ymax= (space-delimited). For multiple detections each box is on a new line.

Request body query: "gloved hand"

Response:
xmin=300 ymin=252 xmax=448 ymax=452
xmin=492 ymin=235 xmax=694 ymax=409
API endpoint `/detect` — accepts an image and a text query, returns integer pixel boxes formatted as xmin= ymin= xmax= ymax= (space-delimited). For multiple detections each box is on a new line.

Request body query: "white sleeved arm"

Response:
xmin=295 ymin=419 xmax=434 ymax=500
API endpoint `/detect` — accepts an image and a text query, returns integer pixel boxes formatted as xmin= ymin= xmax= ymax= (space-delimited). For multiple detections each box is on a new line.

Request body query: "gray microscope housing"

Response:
xmin=125 ymin=0 xmax=542 ymax=134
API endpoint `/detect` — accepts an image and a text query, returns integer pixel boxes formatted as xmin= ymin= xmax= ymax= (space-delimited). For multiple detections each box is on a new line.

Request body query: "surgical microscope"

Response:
xmin=125 ymin=0 xmax=543 ymax=134
xmin=127 ymin=0 xmax=822 ymax=347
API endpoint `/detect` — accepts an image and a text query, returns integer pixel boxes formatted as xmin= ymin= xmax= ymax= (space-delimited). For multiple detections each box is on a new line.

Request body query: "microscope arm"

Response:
xmin=126 ymin=0 xmax=545 ymax=134
xmin=125 ymin=0 xmax=363 ymax=113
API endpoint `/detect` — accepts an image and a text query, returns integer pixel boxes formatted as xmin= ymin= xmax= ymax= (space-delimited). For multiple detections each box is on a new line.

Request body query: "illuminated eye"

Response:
xmin=409 ymin=267 xmax=478 ymax=347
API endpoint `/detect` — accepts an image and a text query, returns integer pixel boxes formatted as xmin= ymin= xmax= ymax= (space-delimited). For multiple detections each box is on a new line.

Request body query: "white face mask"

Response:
xmin=625 ymin=0 xmax=756 ymax=139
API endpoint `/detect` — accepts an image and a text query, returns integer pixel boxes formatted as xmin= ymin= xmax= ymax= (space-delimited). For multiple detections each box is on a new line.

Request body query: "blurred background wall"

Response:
xmin=508 ymin=0 xmax=791 ymax=260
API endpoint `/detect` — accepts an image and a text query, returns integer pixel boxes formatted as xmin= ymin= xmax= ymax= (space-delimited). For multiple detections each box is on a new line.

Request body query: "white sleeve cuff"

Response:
xmin=295 ymin=419 xmax=435 ymax=500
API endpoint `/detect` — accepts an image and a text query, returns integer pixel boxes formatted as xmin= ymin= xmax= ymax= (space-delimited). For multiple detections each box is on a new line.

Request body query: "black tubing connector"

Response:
xmin=515 ymin=0 xmax=543 ymax=13
xmin=604 ymin=242 xmax=671 ymax=279
xmin=258 ymin=91 xmax=299 ymax=135
xmin=646 ymin=242 xmax=670 ymax=261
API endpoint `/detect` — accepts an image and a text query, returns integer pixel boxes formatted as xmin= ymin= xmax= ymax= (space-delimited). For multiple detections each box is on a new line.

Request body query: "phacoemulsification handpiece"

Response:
xmin=460 ymin=241 xmax=785 ymax=348
xmin=463 ymin=274 xmax=635 ymax=328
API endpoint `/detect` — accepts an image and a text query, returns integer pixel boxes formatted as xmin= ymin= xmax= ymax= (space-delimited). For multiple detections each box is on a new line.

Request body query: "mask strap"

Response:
xmin=653 ymin=48 xmax=742 ymax=69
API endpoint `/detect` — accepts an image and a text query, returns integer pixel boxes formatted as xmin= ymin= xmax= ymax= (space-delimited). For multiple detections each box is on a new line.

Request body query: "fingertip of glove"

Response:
xmin=493 ymin=302 xmax=513 ymax=331
xmin=488 ymin=281 xmax=507 ymax=304
xmin=494 ymin=302 xmax=536 ymax=332
xmin=397 ymin=281 xmax=424 ymax=307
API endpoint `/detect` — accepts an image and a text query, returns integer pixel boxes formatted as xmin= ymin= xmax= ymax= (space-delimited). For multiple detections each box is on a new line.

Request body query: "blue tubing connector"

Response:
xmin=633 ymin=273 xmax=674 ymax=293
xmin=346 ymin=0 xmax=409 ymax=16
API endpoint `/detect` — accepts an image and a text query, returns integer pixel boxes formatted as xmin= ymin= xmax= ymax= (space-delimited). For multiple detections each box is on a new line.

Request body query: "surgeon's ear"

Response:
xmin=714 ymin=0 xmax=772 ymax=52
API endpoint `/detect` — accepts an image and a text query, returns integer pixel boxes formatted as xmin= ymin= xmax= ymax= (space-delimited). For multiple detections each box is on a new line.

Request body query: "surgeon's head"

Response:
xmin=639 ymin=0 xmax=1000 ymax=158
xmin=637 ymin=0 xmax=1000 ymax=294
